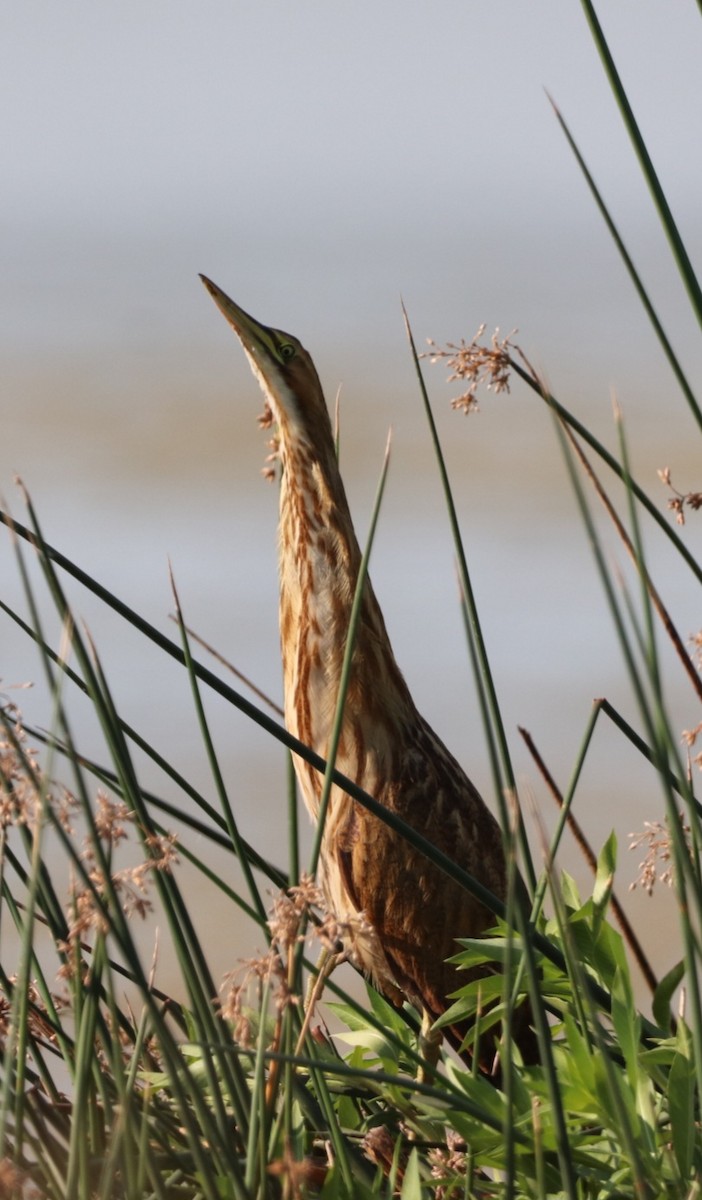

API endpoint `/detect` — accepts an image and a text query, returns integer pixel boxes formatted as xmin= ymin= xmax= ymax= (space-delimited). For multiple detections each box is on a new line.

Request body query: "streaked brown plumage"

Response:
xmin=201 ymin=276 xmax=533 ymax=1069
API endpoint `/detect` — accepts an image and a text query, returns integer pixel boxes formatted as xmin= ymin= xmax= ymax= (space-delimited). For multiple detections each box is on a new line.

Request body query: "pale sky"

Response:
xmin=3 ymin=3 xmax=701 ymax=358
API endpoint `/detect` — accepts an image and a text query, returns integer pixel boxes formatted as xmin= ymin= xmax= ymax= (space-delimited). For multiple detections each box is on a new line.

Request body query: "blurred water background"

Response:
xmin=2 ymin=3 xmax=701 ymax=1005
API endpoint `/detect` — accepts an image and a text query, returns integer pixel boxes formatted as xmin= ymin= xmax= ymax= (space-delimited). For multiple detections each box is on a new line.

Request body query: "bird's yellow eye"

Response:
xmin=279 ymin=342 xmax=296 ymax=363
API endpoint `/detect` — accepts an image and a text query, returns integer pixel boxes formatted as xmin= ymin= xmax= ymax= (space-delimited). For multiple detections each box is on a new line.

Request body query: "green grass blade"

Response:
xmin=599 ymin=699 xmax=701 ymax=815
xmin=615 ymin=405 xmax=702 ymax=1099
xmin=580 ymin=0 xmax=702 ymax=327
xmin=3 ymin=506 xmax=537 ymax=932
xmin=520 ymin=712 xmax=660 ymax=996
xmin=562 ymin=426 xmax=702 ymax=703
xmin=286 ymin=751 xmax=300 ymax=888
xmin=170 ymin=567 xmax=267 ymax=926
xmin=308 ymin=428 xmax=392 ymax=878
xmin=505 ymin=363 xmax=702 ymax=588
xmin=549 ymin=93 xmax=702 ymax=431
xmin=403 ymin=303 xmax=535 ymax=893
xmin=17 ymin=499 xmax=253 ymax=1194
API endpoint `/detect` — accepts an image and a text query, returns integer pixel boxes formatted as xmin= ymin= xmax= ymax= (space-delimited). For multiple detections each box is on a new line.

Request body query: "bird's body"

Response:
xmin=202 ymin=276 xmax=530 ymax=1067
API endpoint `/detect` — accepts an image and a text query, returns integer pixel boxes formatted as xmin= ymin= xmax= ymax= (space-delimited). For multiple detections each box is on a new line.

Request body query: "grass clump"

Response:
xmin=2 ymin=8 xmax=702 ymax=1197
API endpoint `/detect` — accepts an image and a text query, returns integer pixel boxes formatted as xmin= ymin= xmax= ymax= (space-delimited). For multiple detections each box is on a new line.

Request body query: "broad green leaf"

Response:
xmin=450 ymin=936 xmax=528 ymax=970
xmin=559 ymin=871 xmax=582 ymax=912
xmin=592 ymin=830 xmax=617 ymax=926
xmin=668 ymin=1021 xmax=696 ymax=1181
xmin=611 ymin=965 xmax=640 ymax=1087
xmin=652 ymin=959 xmax=685 ymax=1031
xmin=400 ymin=1147 xmax=422 ymax=1200
xmin=446 ymin=974 xmax=505 ymax=1004
xmin=325 ymin=1001 xmax=368 ymax=1033
xmin=366 ymin=983 xmax=414 ymax=1034
xmin=334 ymin=1027 xmax=399 ymax=1062
xmin=561 ymin=1013 xmax=595 ymax=1096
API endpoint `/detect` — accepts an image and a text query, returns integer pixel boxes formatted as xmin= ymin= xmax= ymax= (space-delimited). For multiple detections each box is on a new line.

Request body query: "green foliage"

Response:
xmin=1 ymin=10 xmax=701 ymax=1197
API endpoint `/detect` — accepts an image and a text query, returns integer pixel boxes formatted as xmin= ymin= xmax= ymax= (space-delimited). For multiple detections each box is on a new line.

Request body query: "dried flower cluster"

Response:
xmin=267 ymin=872 xmax=375 ymax=964
xmin=219 ymin=875 xmax=324 ymax=1045
xmin=218 ymin=873 xmax=373 ymax=1057
xmin=258 ymin=401 xmax=281 ymax=482
xmin=0 ymin=979 xmax=61 ymax=1054
xmin=428 ymin=1130 xmax=469 ymax=1199
xmin=0 ymin=701 xmax=75 ymax=834
xmin=267 ymin=873 xmax=324 ymax=953
xmin=423 ymin=326 xmax=515 ymax=414
xmin=0 ymin=1157 xmax=42 ymax=1200
xmin=657 ymin=467 xmax=702 ymax=526
xmin=218 ymin=954 xmax=283 ymax=1048
xmin=2 ymin=700 xmax=178 ymax=989
xmin=629 ymin=814 xmax=690 ymax=896
xmin=58 ymin=799 xmax=179 ymax=967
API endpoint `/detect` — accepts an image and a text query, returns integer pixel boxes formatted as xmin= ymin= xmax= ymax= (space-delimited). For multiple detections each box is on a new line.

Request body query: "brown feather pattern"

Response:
xmin=201 ymin=276 xmax=535 ymax=1068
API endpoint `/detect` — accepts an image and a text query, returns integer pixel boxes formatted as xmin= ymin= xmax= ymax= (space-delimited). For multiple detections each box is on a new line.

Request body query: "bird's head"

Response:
xmin=200 ymin=275 xmax=331 ymax=452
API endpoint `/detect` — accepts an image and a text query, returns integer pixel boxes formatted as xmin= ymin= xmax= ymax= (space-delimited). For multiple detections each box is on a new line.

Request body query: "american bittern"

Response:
xmin=201 ymin=276 xmax=534 ymax=1072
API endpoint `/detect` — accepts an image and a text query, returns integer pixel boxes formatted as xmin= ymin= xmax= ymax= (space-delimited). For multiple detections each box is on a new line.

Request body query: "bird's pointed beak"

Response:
xmin=199 ymin=274 xmax=277 ymax=363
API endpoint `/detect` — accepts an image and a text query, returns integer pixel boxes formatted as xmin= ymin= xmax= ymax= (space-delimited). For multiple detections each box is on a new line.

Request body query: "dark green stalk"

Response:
xmin=614 ymin=406 xmax=663 ymax=697
xmin=529 ymin=701 xmax=602 ymax=926
xmin=501 ymin=803 xmax=518 ymax=1199
xmin=0 ymin=821 xmax=40 ymax=1157
xmin=2 ymin=509 xmax=540 ymax=934
xmin=308 ymin=429 xmax=392 ymax=877
xmin=235 ymin=1047 xmax=533 ymax=1142
xmin=243 ymin=978 xmax=271 ymax=1196
xmin=20 ymin=503 xmax=250 ymax=1197
xmin=305 ymin=1058 xmax=356 ymax=1193
xmin=87 ymin=643 xmax=253 ymax=1161
xmin=600 ymin=699 xmax=701 ymax=815
xmin=286 ymin=752 xmax=300 ymax=887
xmin=554 ymin=416 xmax=670 ymax=750
xmin=562 ymin=414 xmax=702 ymax=706
xmin=615 ymin=407 xmax=702 ymax=1097
xmin=0 ymin=889 xmax=70 ymax=1103
xmin=545 ymin=851 xmax=650 ymax=1198
xmin=3 ymin=498 xmax=657 ymax=1055
xmin=520 ymin=918 xmax=578 ymax=1199
xmin=170 ymin=569 xmax=267 ymax=926
xmin=579 ymin=0 xmax=702 ymax=328
xmin=2 ymin=525 xmax=77 ymax=945
xmin=403 ymin=305 xmax=536 ymax=893
xmin=555 ymin=412 xmax=702 ymax=1072
xmin=97 ymin=962 xmax=142 ymax=1200
xmin=16 ymin=511 xmax=255 ymax=1157
xmin=457 ymin=574 xmax=505 ymax=849
xmin=296 ymin=435 xmax=393 ymax=1189
xmin=13 ymin=700 xmax=288 ymax=894
xmin=549 ymin=93 xmax=702 ymax=431
xmin=0 ymin=645 xmax=67 ymax=1162
xmin=506 ymin=363 xmax=702 ymax=587
xmin=520 ymin=713 xmax=660 ymax=997
xmin=65 ymin=938 xmax=104 ymax=1199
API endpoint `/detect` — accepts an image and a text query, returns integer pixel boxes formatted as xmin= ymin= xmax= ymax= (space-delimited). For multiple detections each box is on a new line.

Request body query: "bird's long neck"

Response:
xmin=277 ymin=426 xmax=414 ymax=803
